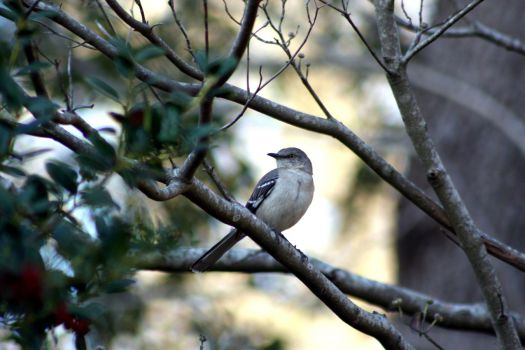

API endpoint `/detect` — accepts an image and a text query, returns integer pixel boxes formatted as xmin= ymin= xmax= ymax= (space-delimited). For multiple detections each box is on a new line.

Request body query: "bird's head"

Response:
xmin=268 ymin=147 xmax=313 ymax=174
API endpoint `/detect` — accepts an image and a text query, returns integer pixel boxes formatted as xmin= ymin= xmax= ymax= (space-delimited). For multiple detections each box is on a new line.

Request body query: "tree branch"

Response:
xmin=104 ymin=0 xmax=203 ymax=79
xmin=177 ymin=0 xmax=261 ymax=180
xmin=373 ymin=0 xmax=521 ymax=348
xmin=136 ymin=247 xmax=525 ymax=342
xmin=403 ymin=0 xmax=486 ymax=63
xmin=397 ymin=18 xmax=525 ymax=56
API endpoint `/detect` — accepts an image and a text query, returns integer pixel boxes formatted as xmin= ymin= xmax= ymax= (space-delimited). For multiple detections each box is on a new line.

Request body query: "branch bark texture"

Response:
xmin=373 ymin=0 xmax=520 ymax=348
xmin=136 ymin=247 xmax=525 ymax=342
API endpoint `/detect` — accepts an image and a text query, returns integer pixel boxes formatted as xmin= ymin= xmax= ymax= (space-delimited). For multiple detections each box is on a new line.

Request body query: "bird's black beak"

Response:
xmin=267 ymin=152 xmax=279 ymax=158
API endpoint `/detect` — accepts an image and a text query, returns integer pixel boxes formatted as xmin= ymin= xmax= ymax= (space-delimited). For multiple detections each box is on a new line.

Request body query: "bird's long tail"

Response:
xmin=191 ymin=229 xmax=245 ymax=272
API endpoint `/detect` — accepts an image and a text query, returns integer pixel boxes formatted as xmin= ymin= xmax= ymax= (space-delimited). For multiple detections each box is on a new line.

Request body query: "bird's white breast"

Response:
xmin=255 ymin=168 xmax=314 ymax=232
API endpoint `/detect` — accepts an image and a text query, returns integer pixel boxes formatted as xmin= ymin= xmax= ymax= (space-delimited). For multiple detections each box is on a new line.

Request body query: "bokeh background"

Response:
xmin=1 ymin=0 xmax=524 ymax=349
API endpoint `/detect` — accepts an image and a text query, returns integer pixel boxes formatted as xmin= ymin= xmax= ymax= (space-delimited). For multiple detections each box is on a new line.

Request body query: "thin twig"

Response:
xmin=94 ymin=0 xmax=117 ymax=36
xmin=263 ymin=1 xmax=335 ymax=119
xmin=33 ymin=20 xmax=96 ymax=49
xmin=168 ymin=0 xmax=195 ymax=60
xmin=23 ymin=0 xmax=42 ymax=18
xmin=320 ymin=0 xmax=390 ymax=73
xmin=403 ymin=0 xmax=486 ymax=63
xmin=400 ymin=0 xmax=413 ymax=27
xmin=203 ymin=0 xmax=209 ymax=59
xmin=105 ymin=0 xmax=203 ymax=79
xmin=203 ymin=158 xmax=234 ymax=201
xmin=219 ymin=67 xmax=263 ymax=131
xmin=134 ymin=0 xmax=147 ymax=23
xmin=67 ymin=47 xmax=74 ymax=110
xmin=397 ymin=16 xmax=525 ymax=56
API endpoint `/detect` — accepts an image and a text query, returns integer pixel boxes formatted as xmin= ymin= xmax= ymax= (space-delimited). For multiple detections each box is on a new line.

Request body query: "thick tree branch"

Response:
xmin=373 ymin=0 xmax=520 ymax=348
xmin=182 ymin=178 xmax=415 ymax=349
xmin=136 ymin=247 xmax=525 ymax=342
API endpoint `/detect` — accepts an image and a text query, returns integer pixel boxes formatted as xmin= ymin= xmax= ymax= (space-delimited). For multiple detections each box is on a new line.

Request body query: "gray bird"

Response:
xmin=191 ymin=147 xmax=314 ymax=272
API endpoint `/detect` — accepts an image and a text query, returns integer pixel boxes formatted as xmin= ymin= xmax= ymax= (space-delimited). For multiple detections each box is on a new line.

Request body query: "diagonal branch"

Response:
xmin=403 ymin=0 xmax=486 ymax=63
xmin=104 ymin=0 xmax=203 ymax=80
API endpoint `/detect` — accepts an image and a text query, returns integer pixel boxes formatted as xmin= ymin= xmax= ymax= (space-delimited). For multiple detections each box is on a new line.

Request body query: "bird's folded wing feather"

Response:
xmin=245 ymin=168 xmax=279 ymax=213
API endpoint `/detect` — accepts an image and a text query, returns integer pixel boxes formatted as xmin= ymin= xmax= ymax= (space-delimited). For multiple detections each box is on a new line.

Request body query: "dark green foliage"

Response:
xmin=46 ymin=161 xmax=78 ymax=194
xmin=0 ymin=163 xmax=153 ymax=348
xmin=0 ymin=2 xmax=258 ymax=347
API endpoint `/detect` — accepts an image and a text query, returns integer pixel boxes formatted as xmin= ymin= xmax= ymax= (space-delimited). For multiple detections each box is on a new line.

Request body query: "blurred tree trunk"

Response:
xmin=396 ymin=1 xmax=525 ymax=348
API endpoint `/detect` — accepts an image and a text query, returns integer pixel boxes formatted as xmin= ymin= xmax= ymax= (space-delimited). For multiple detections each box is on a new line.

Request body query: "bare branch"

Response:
xmin=168 ymin=0 xmax=195 ymax=59
xmin=203 ymin=158 xmax=235 ymax=201
xmin=203 ymin=0 xmax=209 ymax=58
xmin=104 ymin=0 xmax=203 ymax=80
xmin=403 ymin=0 xmax=486 ymax=63
xmin=137 ymin=247 xmax=525 ymax=342
xmin=133 ymin=0 xmax=147 ymax=23
xmin=177 ymin=0 xmax=262 ymax=180
xmin=397 ymin=17 xmax=525 ymax=56
xmin=262 ymin=1 xmax=336 ymax=119
xmin=320 ymin=0 xmax=390 ymax=73
xmin=373 ymin=0 xmax=521 ymax=347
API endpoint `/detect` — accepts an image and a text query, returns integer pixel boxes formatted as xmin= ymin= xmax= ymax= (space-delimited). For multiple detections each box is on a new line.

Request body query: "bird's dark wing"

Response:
xmin=245 ymin=168 xmax=279 ymax=213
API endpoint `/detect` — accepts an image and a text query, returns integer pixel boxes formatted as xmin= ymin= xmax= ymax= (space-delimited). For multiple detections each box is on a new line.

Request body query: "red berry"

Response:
xmin=72 ymin=318 xmax=90 ymax=336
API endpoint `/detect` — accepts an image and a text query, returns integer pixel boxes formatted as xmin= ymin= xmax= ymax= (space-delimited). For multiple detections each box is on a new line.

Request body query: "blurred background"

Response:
xmin=1 ymin=0 xmax=524 ymax=349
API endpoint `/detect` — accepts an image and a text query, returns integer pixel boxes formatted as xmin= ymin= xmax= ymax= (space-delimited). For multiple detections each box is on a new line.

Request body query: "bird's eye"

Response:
xmin=289 ymin=154 xmax=295 ymax=158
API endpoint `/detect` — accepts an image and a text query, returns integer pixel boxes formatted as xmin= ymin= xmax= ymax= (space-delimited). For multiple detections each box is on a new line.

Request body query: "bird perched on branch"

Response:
xmin=191 ymin=147 xmax=314 ymax=272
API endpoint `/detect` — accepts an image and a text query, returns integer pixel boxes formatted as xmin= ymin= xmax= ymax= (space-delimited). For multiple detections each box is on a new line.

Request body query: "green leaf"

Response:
xmin=14 ymin=62 xmax=52 ymax=76
xmin=0 ymin=186 xmax=15 ymax=219
xmin=104 ymin=278 xmax=135 ymax=293
xmin=0 ymin=164 xmax=26 ymax=177
xmin=89 ymin=134 xmax=116 ymax=163
xmin=53 ymin=220 xmax=92 ymax=258
xmin=111 ymin=38 xmax=135 ymax=77
xmin=134 ymin=45 xmax=165 ymax=63
xmin=71 ymin=302 xmax=107 ymax=321
xmin=77 ymin=134 xmax=116 ymax=173
xmin=0 ymin=125 xmax=13 ymax=156
xmin=24 ymin=97 xmax=59 ymax=123
xmin=45 ymin=161 xmax=78 ymax=194
xmin=21 ymin=175 xmax=52 ymax=219
xmin=214 ymin=57 xmax=237 ymax=78
xmin=0 ymin=68 xmax=26 ymax=111
xmin=0 ymin=7 xmax=18 ymax=22
xmin=194 ymin=50 xmax=208 ymax=72
xmin=158 ymin=106 xmax=180 ymax=143
xmin=81 ymin=186 xmax=119 ymax=209
xmin=86 ymin=77 xmax=120 ymax=102
xmin=18 ymin=148 xmax=53 ymax=160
